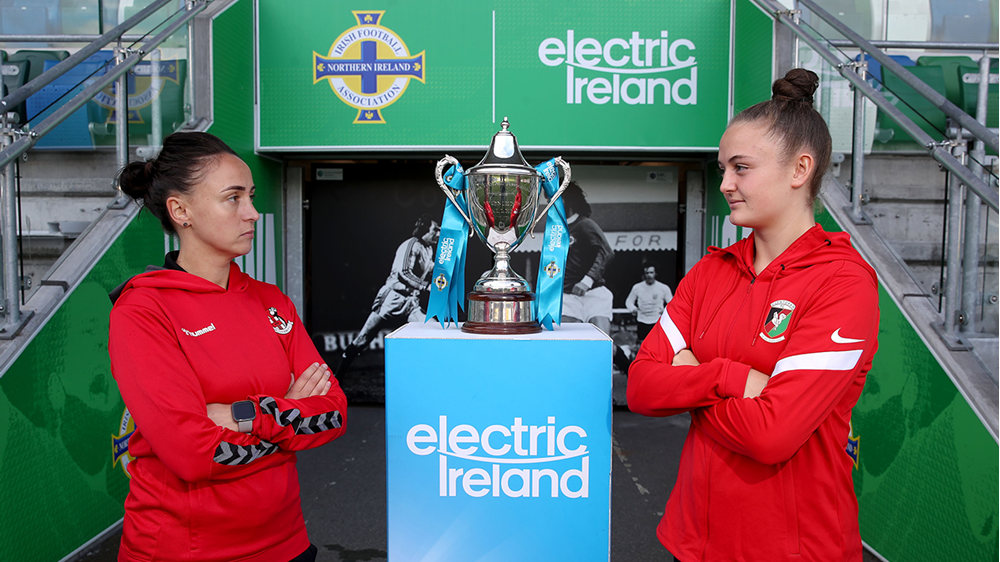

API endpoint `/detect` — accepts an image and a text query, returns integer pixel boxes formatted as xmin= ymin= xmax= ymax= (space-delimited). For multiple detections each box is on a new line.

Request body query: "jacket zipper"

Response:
xmin=722 ymin=276 xmax=755 ymax=354
xmin=703 ymin=275 xmax=753 ymax=559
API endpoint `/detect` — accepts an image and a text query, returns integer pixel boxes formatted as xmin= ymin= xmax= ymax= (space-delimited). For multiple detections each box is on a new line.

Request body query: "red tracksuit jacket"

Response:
xmin=109 ymin=261 xmax=347 ymax=562
xmin=628 ymin=224 xmax=879 ymax=562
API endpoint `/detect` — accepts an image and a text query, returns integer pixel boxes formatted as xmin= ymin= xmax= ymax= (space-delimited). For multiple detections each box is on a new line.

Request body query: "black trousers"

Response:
xmin=637 ymin=321 xmax=656 ymax=342
xmin=290 ymin=544 xmax=318 ymax=562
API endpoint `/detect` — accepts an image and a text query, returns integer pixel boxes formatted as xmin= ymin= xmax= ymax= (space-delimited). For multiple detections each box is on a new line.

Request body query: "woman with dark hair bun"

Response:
xmin=628 ymin=69 xmax=879 ymax=561
xmin=109 ymin=131 xmax=347 ymax=562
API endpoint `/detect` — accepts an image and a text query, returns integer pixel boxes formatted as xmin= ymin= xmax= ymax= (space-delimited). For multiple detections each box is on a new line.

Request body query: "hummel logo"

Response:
xmin=182 ymin=323 xmax=216 ymax=337
xmin=831 ymin=328 xmax=863 ymax=344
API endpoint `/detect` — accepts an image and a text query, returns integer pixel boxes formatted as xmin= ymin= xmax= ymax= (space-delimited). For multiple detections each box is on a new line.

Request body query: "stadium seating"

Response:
xmin=879 ymin=64 xmax=948 ymax=144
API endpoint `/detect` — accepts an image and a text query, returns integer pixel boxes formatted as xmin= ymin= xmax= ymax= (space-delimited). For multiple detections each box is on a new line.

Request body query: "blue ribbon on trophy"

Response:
xmin=534 ymin=159 xmax=569 ymax=330
xmin=431 ymin=121 xmax=572 ymax=334
xmin=427 ymin=163 xmax=470 ymax=327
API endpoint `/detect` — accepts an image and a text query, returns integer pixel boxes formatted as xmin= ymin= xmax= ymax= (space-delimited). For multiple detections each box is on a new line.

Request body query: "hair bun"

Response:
xmin=772 ymin=68 xmax=819 ymax=104
xmin=116 ymin=160 xmax=155 ymax=202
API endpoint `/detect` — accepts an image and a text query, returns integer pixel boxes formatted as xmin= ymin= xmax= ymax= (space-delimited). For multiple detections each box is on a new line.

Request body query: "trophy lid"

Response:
xmin=467 ymin=117 xmax=539 ymax=177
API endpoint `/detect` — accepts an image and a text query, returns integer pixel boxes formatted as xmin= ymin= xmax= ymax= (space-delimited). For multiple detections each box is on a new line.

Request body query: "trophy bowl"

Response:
xmin=435 ymin=117 xmax=570 ymax=334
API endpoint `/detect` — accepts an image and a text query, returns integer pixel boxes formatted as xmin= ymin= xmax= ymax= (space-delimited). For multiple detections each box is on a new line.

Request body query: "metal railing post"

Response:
xmin=791 ymin=4 xmax=801 ymax=69
xmin=1 ymin=163 xmax=14 ymax=325
xmin=0 ymin=120 xmax=28 ymax=335
xmin=0 ymin=119 xmax=10 ymax=321
xmin=944 ymin=144 xmax=966 ymax=337
xmin=850 ymin=61 xmax=869 ymax=223
xmin=0 ymin=0 xmax=174 ymax=119
xmin=797 ymin=0 xmax=999 ymax=153
xmin=960 ymin=53 xmax=992 ymax=334
xmin=186 ymin=0 xmax=196 ymax=124
xmin=151 ymin=49 xmax=162 ymax=148
xmin=0 ymin=1 xmax=207 ymax=171
xmin=750 ymin=0 xmax=997 ymax=210
xmin=115 ymin=41 xmax=129 ymax=174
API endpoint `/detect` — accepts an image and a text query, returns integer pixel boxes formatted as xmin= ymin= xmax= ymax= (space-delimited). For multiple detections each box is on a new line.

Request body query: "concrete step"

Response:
xmin=12 ymin=149 xmax=124 ymax=297
xmin=830 ymin=153 xmax=998 ymax=338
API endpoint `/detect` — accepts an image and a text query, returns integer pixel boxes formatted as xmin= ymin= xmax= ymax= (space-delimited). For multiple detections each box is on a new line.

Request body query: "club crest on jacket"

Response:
xmin=759 ymin=300 xmax=795 ymax=343
xmin=267 ymin=307 xmax=293 ymax=335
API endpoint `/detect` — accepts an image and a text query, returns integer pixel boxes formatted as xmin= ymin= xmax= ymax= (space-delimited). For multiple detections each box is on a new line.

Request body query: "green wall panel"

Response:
xmin=211 ymin=0 xmax=284 ymax=287
xmin=0 ymin=5 xmax=285 ymax=560
xmin=0 ymin=212 xmax=166 ymax=561
xmin=733 ymin=0 xmax=773 ymax=115
xmin=0 ymin=0 xmax=283 ymax=562
xmin=257 ymin=0 xmax=733 ymax=150
xmin=816 ymin=211 xmax=999 ymax=562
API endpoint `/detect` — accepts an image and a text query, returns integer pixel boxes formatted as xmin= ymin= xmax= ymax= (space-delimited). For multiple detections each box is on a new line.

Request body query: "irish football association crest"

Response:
xmin=112 ymin=408 xmax=136 ymax=478
xmin=93 ymin=57 xmax=181 ymax=124
xmin=313 ymin=11 xmax=426 ymax=124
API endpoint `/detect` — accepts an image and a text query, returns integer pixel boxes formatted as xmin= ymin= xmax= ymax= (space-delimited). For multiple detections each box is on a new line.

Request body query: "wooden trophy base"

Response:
xmin=463 ymin=292 xmax=542 ymax=335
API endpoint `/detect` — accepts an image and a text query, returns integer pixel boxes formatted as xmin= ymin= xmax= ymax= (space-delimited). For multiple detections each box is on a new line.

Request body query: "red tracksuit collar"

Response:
xmin=702 ymin=224 xmax=875 ymax=344
xmin=110 ymin=259 xmax=250 ymax=304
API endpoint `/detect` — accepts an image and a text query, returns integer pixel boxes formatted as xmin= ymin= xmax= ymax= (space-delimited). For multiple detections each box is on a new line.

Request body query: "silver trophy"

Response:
xmin=435 ymin=117 xmax=571 ymax=334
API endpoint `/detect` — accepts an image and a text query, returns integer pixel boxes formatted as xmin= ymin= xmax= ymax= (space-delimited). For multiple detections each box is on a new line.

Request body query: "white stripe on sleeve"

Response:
xmin=772 ymin=349 xmax=864 ymax=378
xmin=658 ymin=310 xmax=687 ymax=355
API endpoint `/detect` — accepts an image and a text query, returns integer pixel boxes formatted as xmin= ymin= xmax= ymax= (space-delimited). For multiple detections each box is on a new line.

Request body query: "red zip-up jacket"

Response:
xmin=109 ymin=261 xmax=347 ymax=562
xmin=628 ymin=224 xmax=879 ymax=562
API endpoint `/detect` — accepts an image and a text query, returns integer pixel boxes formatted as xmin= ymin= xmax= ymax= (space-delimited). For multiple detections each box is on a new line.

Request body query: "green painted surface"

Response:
xmin=257 ymin=0 xmax=732 ymax=150
xmin=0 ymin=4 xmax=284 ymax=560
xmin=733 ymin=0 xmax=773 ymax=115
xmin=704 ymin=0 xmax=776 ymax=252
xmin=816 ymin=211 xmax=999 ymax=561
xmin=0 ymin=212 xmax=165 ymax=562
xmin=211 ymin=0 xmax=284 ymax=286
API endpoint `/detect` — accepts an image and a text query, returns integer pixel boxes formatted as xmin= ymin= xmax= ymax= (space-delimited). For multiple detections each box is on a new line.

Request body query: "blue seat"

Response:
xmin=28 ymin=51 xmax=113 ymax=149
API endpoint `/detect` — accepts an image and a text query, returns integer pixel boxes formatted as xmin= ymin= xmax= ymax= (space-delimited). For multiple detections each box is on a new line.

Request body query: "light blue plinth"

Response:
xmin=385 ymin=322 xmax=613 ymax=561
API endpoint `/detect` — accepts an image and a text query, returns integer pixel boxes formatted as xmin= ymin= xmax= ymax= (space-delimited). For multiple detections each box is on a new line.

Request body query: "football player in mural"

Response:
xmin=336 ymin=214 xmax=440 ymax=376
xmin=625 ymin=263 xmax=673 ymax=344
xmin=560 ymin=182 xmax=632 ymax=372
xmin=627 ymin=69 xmax=880 ymax=562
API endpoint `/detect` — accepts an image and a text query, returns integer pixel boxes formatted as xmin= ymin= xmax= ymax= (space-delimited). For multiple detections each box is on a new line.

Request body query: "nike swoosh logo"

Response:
xmin=831 ymin=328 xmax=863 ymax=344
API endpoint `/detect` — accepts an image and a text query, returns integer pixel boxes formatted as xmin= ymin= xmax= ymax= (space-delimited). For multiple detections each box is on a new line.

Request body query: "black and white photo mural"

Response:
xmin=306 ymin=161 xmax=682 ymax=403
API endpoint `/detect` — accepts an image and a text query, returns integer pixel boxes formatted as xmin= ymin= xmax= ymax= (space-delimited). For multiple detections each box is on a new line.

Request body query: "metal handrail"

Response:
xmin=828 ymin=40 xmax=998 ymax=51
xmin=0 ymin=1 xmax=207 ymax=337
xmin=752 ymin=0 xmax=997 ymax=211
xmin=0 ymin=34 xmax=149 ymax=43
xmin=797 ymin=0 xmax=999 ymax=154
xmin=0 ymin=2 xmax=207 ymax=170
xmin=0 ymin=0 xmax=173 ymax=118
xmin=756 ymin=0 xmax=997 ymax=355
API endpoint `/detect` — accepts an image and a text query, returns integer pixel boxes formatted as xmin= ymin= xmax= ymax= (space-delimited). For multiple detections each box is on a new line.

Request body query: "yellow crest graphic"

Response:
xmin=313 ymin=11 xmax=426 ymax=123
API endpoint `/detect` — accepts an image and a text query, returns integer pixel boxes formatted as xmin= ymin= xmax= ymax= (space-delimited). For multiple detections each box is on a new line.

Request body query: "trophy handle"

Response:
xmin=530 ymin=156 xmax=572 ymax=232
xmin=435 ymin=154 xmax=473 ymax=227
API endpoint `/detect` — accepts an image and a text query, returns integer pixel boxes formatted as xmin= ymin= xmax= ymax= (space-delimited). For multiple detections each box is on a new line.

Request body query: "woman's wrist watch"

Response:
xmin=231 ymin=400 xmax=256 ymax=433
